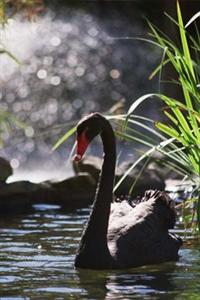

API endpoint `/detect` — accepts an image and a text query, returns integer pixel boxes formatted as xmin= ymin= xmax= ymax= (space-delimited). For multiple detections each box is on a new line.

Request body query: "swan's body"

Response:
xmin=74 ymin=113 xmax=182 ymax=269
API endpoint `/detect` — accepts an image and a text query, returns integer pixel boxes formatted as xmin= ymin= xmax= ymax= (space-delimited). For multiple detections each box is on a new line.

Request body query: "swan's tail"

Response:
xmin=129 ymin=190 xmax=175 ymax=210
xmin=141 ymin=190 xmax=176 ymax=229
xmin=142 ymin=190 xmax=175 ymax=209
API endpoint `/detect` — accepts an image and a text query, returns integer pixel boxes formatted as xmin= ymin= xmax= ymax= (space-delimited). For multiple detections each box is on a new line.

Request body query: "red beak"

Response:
xmin=73 ymin=130 xmax=89 ymax=162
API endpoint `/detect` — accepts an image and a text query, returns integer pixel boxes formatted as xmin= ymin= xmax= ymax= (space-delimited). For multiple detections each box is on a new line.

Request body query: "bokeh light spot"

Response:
xmin=50 ymin=36 xmax=61 ymax=47
xmin=109 ymin=69 xmax=120 ymax=79
xmin=10 ymin=158 xmax=20 ymax=169
xmin=37 ymin=69 xmax=47 ymax=79
xmin=50 ymin=76 xmax=61 ymax=86
xmin=75 ymin=67 xmax=85 ymax=77
xmin=25 ymin=126 xmax=34 ymax=137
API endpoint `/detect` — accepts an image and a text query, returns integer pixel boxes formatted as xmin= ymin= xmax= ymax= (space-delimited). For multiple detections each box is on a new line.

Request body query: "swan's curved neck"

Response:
xmin=75 ymin=120 xmax=116 ymax=268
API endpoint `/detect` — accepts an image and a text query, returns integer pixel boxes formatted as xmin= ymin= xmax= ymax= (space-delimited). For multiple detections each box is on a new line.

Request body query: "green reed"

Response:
xmin=119 ymin=1 xmax=200 ymax=232
xmin=53 ymin=1 xmax=200 ymax=232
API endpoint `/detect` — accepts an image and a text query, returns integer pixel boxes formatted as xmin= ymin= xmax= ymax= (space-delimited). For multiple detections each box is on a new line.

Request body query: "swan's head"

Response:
xmin=74 ymin=113 xmax=105 ymax=162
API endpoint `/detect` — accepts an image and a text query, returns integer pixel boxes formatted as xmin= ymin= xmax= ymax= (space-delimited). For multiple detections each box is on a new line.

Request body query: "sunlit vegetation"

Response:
xmin=0 ymin=0 xmax=45 ymax=24
xmin=54 ymin=1 xmax=200 ymax=233
xmin=118 ymin=1 xmax=200 ymax=233
xmin=0 ymin=0 xmax=45 ymax=61
xmin=0 ymin=109 xmax=26 ymax=147
xmin=0 ymin=1 xmax=44 ymax=146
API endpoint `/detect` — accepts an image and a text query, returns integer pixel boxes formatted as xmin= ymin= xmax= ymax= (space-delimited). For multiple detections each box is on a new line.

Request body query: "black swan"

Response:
xmin=74 ymin=112 xmax=182 ymax=269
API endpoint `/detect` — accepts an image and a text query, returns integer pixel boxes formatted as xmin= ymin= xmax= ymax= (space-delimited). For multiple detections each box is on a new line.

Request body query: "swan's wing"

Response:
xmin=110 ymin=200 xmax=132 ymax=219
xmin=108 ymin=195 xmax=163 ymax=240
xmin=108 ymin=195 xmax=181 ymax=268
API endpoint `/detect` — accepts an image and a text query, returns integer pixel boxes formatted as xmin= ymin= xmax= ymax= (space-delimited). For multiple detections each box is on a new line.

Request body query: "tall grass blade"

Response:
xmin=52 ymin=126 xmax=76 ymax=151
xmin=177 ymin=0 xmax=195 ymax=79
xmin=0 ymin=48 xmax=21 ymax=64
xmin=185 ymin=11 xmax=200 ymax=28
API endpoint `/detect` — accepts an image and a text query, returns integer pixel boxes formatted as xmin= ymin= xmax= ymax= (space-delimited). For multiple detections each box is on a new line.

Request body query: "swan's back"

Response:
xmin=108 ymin=190 xmax=182 ymax=268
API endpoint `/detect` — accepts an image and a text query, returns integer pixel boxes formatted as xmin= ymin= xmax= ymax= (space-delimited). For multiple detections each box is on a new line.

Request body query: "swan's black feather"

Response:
xmin=74 ymin=113 xmax=182 ymax=269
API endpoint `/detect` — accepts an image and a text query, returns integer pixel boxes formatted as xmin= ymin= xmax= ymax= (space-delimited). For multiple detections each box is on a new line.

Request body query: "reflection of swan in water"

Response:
xmin=74 ymin=113 xmax=182 ymax=269
xmin=105 ymin=266 xmax=178 ymax=299
xmin=76 ymin=263 xmax=178 ymax=300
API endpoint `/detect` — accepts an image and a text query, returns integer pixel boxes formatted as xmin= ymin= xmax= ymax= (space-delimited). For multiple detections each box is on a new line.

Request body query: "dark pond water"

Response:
xmin=0 ymin=204 xmax=200 ymax=300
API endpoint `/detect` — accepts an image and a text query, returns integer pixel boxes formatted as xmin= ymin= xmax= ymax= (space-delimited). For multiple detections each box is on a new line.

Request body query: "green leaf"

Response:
xmin=114 ymin=146 xmax=156 ymax=192
xmin=52 ymin=126 xmax=76 ymax=151
xmin=177 ymin=0 xmax=195 ymax=80
xmin=163 ymin=110 xmax=178 ymax=126
xmin=185 ymin=11 xmax=200 ymax=28
xmin=149 ymin=58 xmax=170 ymax=80
xmin=155 ymin=122 xmax=180 ymax=139
xmin=0 ymin=48 xmax=21 ymax=65
xmin=127 ymin=94 xmax=155 ymax=116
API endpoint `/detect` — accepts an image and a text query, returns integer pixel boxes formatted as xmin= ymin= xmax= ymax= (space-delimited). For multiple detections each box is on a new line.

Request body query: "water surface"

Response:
xmin=0 ymin=204 xmax=199 ymax=299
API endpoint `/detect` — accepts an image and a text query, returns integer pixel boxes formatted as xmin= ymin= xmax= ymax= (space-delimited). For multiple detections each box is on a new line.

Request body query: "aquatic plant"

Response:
xmin=0 ymin=1 xmax=39 ymax=146
xmin=116 ymin=1 xmax=200 ymax=233
xmin=53 ymin=1 xmax=200 ymax=233
xmin=0 ymin=109 xmax=26 ymax=147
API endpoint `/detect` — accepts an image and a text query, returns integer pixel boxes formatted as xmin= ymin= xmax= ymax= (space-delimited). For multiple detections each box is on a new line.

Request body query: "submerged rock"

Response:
xmin=0 ymin=174 xmax=96 ymax=213
xmin=0 ymin=155 xmax=167 ymax=213
xmin=0 ymin=157 xmax=13 ymax=182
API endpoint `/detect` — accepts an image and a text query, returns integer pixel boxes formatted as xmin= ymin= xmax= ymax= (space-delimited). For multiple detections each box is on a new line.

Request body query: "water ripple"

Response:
xmin=0 ymin=205 xmax=199 ymax=299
